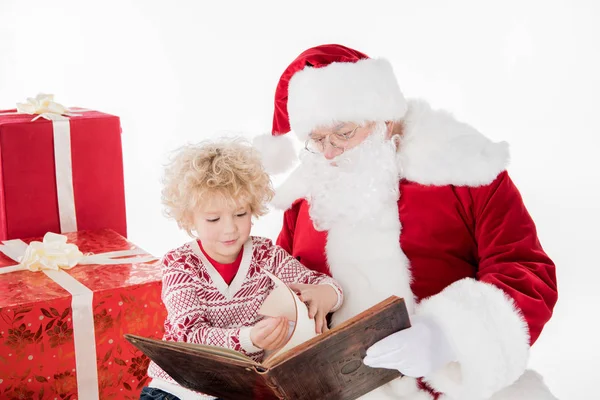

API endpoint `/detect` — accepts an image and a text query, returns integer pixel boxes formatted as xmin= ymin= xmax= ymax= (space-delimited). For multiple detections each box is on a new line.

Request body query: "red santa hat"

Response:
xmin=254 ymin=44 xmax=408 ymax=174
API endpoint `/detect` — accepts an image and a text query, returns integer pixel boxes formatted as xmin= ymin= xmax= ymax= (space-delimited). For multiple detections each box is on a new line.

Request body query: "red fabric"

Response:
xmin=272 ymin=44 xmax=369 ymax=135
xmin=0 ymin=110 xmax=127 ymax=240
xmin=197 ymin=240 xmax=243 ymax=285
xmin=278 ymin=198 xmax=329 ymax=276
xmin=417 ymin=378 xmax=440 ymax=399
xmin=276 ymin=171 xmax=558 ymax=345
xmin=0 ymin=229 xmax=166 ymax=399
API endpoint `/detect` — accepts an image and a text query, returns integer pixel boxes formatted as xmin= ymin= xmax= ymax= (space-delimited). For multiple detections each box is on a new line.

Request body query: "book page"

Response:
xmin=259 ymin=270 xmax=318 ymax=364
xmin=258 ymin=284 xmax=297 ymax=321
xmin=166 ymin=340 xmax=258 ymax=364
xmin=124 ymin=334 xmax=259 ymax=366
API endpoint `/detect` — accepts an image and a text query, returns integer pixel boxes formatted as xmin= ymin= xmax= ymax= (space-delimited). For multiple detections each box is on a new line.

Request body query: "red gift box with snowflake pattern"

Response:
xmin=0 ymin=229 xmax=167 ymax=400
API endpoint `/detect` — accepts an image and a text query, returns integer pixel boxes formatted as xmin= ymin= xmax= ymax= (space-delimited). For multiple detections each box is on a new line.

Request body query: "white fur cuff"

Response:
xmin=417 ymin=278 xmax=530 ymax=400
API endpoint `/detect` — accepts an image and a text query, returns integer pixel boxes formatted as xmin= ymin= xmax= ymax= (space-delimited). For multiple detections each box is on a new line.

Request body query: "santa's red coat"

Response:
xmin=273 ymin=100 xmax=558 ymax=399
xmin=278 ymin=171 xmax=556 ymax=345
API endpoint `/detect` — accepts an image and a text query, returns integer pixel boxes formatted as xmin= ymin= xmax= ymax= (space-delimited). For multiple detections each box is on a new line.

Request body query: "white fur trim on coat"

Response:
xmin=360 ymin=377 xmax=434 ymax=400
xmin=437 ymin=370 xmax=558 ymax=400
xmin=484 ymin=370 xmax=558 ymax=400
xmin=358 ymin=371 xmax=556 ymax=400
xmin=287 ymin=58 xmax=408 ymax=141
xmin=326 ymin=219 xmax=415 ymax=326
xmin=416 ymin=278 xmax=530 ymax=400
xmin=252 ymin=133 xmax=298 ymax=175
xmin=398 ymin=100 xmax=510 ymax=187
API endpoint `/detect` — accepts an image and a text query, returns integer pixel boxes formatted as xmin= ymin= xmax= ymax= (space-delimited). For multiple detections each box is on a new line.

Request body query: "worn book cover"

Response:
xmin=125 ymin=292 xmax=410 ymax=400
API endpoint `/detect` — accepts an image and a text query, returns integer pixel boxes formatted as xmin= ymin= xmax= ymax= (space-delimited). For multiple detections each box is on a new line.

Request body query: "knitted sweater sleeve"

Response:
xmin=161 ymin=252 xmax=262 ymax=356
xmin=269 ymin=244 xmax=343 ymax=311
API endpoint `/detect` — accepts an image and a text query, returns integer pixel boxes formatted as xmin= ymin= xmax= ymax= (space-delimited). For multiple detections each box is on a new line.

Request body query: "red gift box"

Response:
xmin=0 ymin=107 xmax=127 ymax=241
xmin=0 ymin=229 xmax=167 ymax=400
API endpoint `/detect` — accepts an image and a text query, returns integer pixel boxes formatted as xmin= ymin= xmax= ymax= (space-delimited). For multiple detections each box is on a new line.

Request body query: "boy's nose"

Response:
xmin=223 ymin=219 xmax=238 ymax=233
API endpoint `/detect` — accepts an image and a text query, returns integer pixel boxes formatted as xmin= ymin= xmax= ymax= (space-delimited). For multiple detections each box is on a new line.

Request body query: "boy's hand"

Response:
xmin=288 ymin=283 xmax=338 ymax=334
xmin=250 ymin=316 xmax=289 ymax=350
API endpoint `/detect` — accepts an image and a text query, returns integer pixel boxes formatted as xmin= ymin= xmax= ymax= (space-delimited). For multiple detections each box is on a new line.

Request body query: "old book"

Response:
xmin=125 ymin=275 xmax=410 ymax=400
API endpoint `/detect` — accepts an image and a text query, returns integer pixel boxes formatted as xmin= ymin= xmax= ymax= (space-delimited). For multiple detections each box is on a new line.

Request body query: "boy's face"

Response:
xmin=193 ymin=196 xmax=252 ymax=263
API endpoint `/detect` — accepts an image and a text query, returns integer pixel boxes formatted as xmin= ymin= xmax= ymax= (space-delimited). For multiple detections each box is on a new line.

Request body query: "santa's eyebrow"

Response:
xmin=332 ymin=123 xmax=346 ymax=132
xmin=310 ymin=123 xmax=352 ymax=138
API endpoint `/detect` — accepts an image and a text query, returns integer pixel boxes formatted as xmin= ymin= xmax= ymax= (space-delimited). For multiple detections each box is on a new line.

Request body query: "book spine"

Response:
xmin=261 ymin=372 xmax=286 ymax=399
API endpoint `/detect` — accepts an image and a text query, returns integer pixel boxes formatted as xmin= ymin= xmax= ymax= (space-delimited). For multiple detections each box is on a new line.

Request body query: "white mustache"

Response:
xmin=300 ymin=122 xmax=401 ymax=231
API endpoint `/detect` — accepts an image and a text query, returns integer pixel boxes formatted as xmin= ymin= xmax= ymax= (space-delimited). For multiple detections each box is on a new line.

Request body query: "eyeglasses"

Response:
xmin=304 ymin=126 xmax=359 ymax=155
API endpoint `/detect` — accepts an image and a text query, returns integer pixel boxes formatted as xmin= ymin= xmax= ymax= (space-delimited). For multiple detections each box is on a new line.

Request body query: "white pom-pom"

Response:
xmin=271 ymin=164 xmax=311 ymax=210
xmin=252 ymin=134 xmax=297 ymax=175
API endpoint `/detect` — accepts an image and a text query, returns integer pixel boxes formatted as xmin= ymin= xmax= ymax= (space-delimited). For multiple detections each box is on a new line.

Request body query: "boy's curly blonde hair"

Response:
xmin=162 ymin=139 xmax=274 ymax=236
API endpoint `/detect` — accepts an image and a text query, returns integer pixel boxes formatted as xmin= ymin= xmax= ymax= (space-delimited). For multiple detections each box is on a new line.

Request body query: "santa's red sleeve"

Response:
xmin=418 ymin=171 xmax=558 ymax=399
xmin=276 ymin=200 xmax=301 ymax=254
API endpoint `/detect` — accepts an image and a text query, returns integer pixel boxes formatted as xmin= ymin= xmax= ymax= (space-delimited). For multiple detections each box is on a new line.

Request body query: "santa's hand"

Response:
xmin=289 ymin=283 xmax=338 ymax=334
xmin=363 ymin=315 xmax=456 ymax=378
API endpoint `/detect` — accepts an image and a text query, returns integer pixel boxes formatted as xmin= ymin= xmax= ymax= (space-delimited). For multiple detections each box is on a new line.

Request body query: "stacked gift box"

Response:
xmin=0 ymin=96 xmax=167 ymax=399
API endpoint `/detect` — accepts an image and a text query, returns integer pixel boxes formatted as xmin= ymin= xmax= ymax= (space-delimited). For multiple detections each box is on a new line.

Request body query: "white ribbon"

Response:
xmin=0 ymin=233 xmax=157 ymax=399
xmin=3 ymin=94 xmax=93 ymax=233
xmin=52 ymin=120 xmax=78 ymax=233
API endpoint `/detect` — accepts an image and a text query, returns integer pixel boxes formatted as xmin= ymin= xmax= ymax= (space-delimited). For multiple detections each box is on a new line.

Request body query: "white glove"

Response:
xmin=363 ymin=315 xmax=456 ymax=378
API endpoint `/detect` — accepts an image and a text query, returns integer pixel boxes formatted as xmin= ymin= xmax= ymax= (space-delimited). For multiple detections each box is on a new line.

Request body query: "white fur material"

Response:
xmin=438 ymin=370 xmax=558 ymax=400
xmin=327 ymin=216 xmax=415 ymax=326
xmin=272 ymin=99 xmax=511 ymax=207
xmin=252 ymin=133 xmax=297 ymax=175
xmin=485 ymin=370 xmax=558 ymax=400
xmin=287 ymin=58 xmax=408 ymax=141
xmin=398 ymin=100 xmax=510 ymax=186
xmin=417 ymin=278 xmax=531 ymax=400
xmin=271 ymin=162 xmax=311 ymax=211
xmin=359 ymin=377 xmax=434 ymax=400
xmin=359 ymin=371 xmax=557 ymax=400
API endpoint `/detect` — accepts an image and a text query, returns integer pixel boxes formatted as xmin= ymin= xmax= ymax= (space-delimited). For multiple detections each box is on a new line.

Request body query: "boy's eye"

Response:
xmin=206 ymin=218 xmax=220 ymax=223
xmin=236 ymin=212 xmax=247 ymax=217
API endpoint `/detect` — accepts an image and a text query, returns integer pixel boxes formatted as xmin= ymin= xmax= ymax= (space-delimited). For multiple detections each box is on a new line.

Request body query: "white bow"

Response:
xmin=0 ymin=232 xmax=157 ymax=273
xmin=16 ymin=93 xmax=75 ymax=121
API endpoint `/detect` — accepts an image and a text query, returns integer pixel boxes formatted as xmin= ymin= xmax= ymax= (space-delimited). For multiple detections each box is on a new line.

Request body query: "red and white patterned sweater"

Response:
xmin=147 ymin=236 xmax=343 ymax=399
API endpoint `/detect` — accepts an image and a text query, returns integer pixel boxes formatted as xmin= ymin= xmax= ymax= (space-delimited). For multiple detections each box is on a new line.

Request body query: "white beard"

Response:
xmin=296 ymin=123 xmax=415 ymax=326
xmin=301 ymin=123 xmax=401 ymax=231
xmin=306 ymin=124 xmax=418 ymax=400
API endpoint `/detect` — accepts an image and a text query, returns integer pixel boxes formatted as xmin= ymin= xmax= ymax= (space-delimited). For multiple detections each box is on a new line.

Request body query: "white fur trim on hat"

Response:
xmin=287 ymin=58 xmax=407 ymax=140
xmin=273 ymin=99 xmax=510 ymax=207
xmin=252 ymin=134 xmax=298 ymax=175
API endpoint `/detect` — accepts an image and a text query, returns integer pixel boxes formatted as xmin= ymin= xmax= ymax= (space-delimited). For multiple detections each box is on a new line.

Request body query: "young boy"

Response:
xmin=141 ymin=139 xmax=343 ymax=400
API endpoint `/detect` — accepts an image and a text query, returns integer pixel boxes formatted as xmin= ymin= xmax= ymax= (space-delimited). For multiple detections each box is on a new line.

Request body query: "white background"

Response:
xmin=1 ymin=1 xmax=598 ymax=398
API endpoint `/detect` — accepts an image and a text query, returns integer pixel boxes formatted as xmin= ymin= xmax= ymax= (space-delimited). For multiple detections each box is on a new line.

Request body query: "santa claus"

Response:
xmin=254 ymin=44 xmax=558 ymax=400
